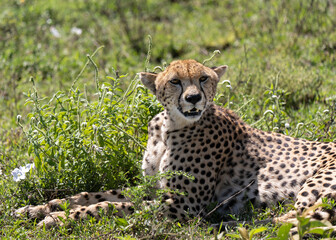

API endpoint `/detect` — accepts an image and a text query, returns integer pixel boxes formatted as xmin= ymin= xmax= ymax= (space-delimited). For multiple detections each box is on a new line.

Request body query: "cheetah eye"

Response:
xmin=199 ymin=76 xmax=208 ymax=83
xmin=169 ymin=79 xmax=181 ymax=85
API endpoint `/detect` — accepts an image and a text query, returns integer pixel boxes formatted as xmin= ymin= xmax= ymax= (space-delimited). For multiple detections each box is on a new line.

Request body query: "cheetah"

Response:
xmin=16 ymin=59 xmax=336 ymax=229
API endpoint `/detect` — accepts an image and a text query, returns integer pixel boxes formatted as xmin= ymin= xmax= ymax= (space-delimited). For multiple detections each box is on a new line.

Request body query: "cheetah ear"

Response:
xmin=212 ymin=65 xmax=228 ymax=79
xmin=139 ymin=72 xmax=157 ymax=94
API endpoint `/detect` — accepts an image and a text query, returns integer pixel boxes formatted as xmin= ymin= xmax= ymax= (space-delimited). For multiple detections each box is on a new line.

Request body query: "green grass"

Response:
xmin=0 ymin=0 xmax=336 ymax=239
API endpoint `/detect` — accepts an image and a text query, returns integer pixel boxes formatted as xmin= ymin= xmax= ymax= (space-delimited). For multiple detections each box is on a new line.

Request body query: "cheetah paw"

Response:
xmin=36 ymin=211 xmax=67 ymax=229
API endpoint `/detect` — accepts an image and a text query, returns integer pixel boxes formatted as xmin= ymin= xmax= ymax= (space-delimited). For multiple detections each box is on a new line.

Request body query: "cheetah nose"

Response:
xmin=185 ymin=93 xmax=202 ymax=104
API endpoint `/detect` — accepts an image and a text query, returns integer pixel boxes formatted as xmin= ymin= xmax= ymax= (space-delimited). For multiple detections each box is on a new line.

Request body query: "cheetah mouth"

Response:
xmin=181 ymin=108 xmax=202 ymax=117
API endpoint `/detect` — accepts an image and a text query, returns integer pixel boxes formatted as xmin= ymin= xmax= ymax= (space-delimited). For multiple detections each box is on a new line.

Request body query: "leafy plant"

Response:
xmin=16 ymin=49 xmax=162 ymax=203
xmin=294 ymin=216 xmax=332 ymax=240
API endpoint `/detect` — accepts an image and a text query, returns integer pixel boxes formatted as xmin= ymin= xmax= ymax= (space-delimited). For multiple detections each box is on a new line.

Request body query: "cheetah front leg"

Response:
xmin=275 ymin=169 xmax=336 ymax=225
xmin=17 ymin=193 xmax=180 ymax=229
xmin=16 ymin=189 xmax=132 ymax=228
xmin=275 ymin=192 xmax=336 ymax=224
xmin=273 ymin=192 xmax=336 ymax=238
xmin=36 ymin=200 xmax=135 ymax=229
xmin=274 ymin=170 xmax=336 ymax=237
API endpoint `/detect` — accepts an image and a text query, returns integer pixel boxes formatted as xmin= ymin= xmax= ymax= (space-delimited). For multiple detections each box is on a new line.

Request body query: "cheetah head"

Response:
xmin=140 ymin=59 xmax=227 ymax=125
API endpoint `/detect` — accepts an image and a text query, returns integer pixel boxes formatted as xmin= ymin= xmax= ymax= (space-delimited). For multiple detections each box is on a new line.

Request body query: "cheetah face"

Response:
xmin=140 ymin=60 xmax=227 ymax=124
xmin=168 ymin=75 xmax=206 ymax=121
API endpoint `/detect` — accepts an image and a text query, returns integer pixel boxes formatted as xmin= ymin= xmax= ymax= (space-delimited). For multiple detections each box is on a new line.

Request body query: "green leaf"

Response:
xmin=276 ymin=223 xmax=292 ymax=240
xmin=249 ymin=226 xmax=267 ymax=239
xmin=59 ymin=157 xmax=65 ymax=172
xmin=57 ymin=216 xmax=65 ymax=223
xmin=115 ymin=217 xmax=128 ymax=227
xmin=297 ymin=216 xmax=310 ymax=226
xmin=225 ymin=233 xmax=241 ymax=239
xmin=24 ymin=100 xmax=34 ymax=106
xmin=28 ymin=145 xmax=33 ymax=155
xmin=34 ymin=156 xmax=42 ymax=172
xmin=98 ymin=134 xmax=105 ymax=147
xmin=308 ymin=220 xmax=327 ymax=228
xmin=307 ymin=228 xmax=327 ymax=235
xmin=106 ymin=76 xmax=115 ymax=81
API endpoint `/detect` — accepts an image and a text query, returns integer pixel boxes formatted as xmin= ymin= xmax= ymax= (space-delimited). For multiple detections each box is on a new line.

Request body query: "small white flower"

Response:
xmin=25 ymin=163 xmax=35 ymax=171
xmin=71 ymin=27 xmax=82 ymax=36
xmin=17 ymin=115 xmax=22 ymax=122
xmin=12 ymin=168 xmax=25 ymax=182
xmin=92 ymin=124 xmax=98 ymax=133
xmin=285 ymin=123 xmax=290 ymax=129
xmin=229 ymin=101 xmax=233 ymax=105
xmin=272 ymin=95 xmax=278 ymax=99
xmin=226 ymin=85 xmax=232 ymax=90
xmin=323 ymin=110 xmax=330 ymax=114
xmin=12 ymin=163 xmax=35 ymax=182
xmin=81 ymin=122 xmax=87 ymax=128
xmin=50 ymin=26 xmax=61 ymax=38
xmin=106 ymin=91 xmax=113 ymax=96
xmin=20 ymin=163 xmax=35 ymax=174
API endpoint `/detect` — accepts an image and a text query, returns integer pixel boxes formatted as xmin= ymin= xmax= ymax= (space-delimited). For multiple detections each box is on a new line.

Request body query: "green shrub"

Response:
xmin=17 ymin=52 xmax=162 ymax=203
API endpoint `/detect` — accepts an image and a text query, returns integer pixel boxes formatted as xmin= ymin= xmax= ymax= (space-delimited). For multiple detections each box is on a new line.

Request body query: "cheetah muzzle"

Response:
xmin=16 ymin=59 xmax=336 ymax=234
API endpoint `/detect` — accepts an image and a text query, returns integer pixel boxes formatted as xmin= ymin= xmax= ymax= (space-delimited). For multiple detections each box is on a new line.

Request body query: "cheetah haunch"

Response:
xmin=16 ymin=59 xmax=336 ymax=229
